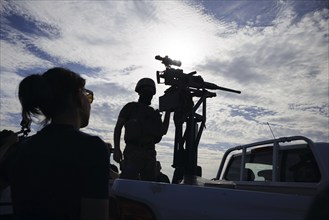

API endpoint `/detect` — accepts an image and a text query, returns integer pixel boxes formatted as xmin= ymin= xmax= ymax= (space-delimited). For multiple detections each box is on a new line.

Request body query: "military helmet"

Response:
xmin=135 ymin=78 xmax=156 ymax=95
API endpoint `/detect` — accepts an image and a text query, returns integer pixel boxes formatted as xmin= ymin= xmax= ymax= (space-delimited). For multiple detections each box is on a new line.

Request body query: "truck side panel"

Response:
xmin=112 ymin=179 xmax=312 ymax=220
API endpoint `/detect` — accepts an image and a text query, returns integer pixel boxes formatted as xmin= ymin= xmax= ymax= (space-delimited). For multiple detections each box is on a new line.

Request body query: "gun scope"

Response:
xmin=155 ymin=55 xmax=182 ymax=67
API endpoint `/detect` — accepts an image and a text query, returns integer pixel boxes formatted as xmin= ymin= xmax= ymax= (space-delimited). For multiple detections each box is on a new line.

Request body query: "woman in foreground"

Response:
xmin=0 ymin=67 xmax=110 ymax=220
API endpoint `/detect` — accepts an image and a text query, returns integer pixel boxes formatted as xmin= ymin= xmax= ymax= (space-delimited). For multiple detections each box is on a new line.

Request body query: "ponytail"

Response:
xmin=18 ymin=74 xmax=52 ymax=124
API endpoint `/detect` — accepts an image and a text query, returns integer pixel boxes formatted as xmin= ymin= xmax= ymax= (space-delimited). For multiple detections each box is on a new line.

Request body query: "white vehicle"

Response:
xmin=110 ymin=136 xmax=329 ymax=220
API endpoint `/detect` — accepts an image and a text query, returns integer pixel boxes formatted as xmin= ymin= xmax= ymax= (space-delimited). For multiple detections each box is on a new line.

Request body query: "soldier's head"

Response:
xmin=135 ymin=78 xmax=156 ymax=105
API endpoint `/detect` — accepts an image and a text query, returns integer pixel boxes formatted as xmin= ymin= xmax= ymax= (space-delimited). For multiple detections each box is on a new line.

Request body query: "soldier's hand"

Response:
xmin=113 ymin=148 xmax=122 ymax=163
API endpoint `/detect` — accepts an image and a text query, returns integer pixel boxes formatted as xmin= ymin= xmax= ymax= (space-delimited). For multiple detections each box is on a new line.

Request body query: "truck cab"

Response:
xmin=214 ymin=136 xmax=328 ymax=196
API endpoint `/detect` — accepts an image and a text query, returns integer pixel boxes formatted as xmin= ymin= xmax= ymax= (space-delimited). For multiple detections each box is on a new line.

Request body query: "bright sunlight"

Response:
xmin=154 ymin=29 xmax=211 ymax=67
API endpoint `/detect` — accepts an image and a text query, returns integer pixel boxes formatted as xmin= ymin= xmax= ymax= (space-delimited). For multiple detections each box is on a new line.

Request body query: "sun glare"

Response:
xmin=155 ymin=30 xmax=206 ymax=67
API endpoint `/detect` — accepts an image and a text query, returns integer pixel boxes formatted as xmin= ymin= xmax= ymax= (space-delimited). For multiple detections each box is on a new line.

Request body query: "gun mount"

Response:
xmin=155 ymin=55 xmax=241 ymax=180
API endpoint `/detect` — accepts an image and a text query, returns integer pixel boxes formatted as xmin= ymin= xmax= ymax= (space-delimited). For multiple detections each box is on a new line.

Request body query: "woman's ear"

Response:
xmin=75 ymin=90 xmax=84 ymax=108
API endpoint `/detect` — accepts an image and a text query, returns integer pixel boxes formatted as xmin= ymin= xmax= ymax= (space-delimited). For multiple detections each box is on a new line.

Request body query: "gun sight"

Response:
xmin=155 ymin=55 xmax=182 ymax=67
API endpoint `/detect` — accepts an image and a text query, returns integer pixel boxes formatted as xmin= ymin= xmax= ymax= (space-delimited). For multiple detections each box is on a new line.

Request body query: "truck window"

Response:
xmin=246 ymin=150 xmax=273 ymax=181
xmin=223 ymin=146 xmax=321 ymax=183
xmin=280 ymin=148 xmax=321 ymax=182
xmin=223 ymin=150 xmax=273 ymax=181
xmin=223 ymin=155 xmax=242 ymax=181
xmin=246 ymin=163 xmax=272 ymax=181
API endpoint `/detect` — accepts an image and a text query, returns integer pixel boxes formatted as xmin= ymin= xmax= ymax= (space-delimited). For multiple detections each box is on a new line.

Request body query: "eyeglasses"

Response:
xmin=82 ymin=88 xmax=94 ymax=104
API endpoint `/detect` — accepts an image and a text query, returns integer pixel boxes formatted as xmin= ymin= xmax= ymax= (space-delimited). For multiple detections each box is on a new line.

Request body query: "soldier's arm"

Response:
xmin=113 ymin=117 xmax=125 ymax=163
xmin=162 ymin=111 xmax=171 ymax=135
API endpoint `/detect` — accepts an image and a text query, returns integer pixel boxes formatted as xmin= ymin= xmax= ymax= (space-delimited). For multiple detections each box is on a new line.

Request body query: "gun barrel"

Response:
xmin=204 ymin=82 xmax=241 ymax=94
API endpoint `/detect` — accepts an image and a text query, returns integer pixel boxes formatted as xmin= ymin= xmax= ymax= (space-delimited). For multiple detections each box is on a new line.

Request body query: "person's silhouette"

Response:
xmin=114 ymin=78 xmax=170 ymax=181
xmin=0 ymin=67 xmax=110 ymax=220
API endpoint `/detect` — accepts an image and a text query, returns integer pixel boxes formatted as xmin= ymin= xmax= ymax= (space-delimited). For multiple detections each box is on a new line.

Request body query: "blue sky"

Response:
xmin=1 ymin=0 xmax=328 ymax=179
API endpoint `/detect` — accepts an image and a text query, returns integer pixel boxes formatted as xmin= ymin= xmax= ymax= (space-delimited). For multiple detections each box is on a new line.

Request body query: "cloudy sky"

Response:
xmin=1 ymin=0 xmax=328 ymax=180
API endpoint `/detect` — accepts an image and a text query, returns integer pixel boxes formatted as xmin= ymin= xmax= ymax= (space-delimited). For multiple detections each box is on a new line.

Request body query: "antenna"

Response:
xmin=267 ymin=122 xmax=276 ymax=139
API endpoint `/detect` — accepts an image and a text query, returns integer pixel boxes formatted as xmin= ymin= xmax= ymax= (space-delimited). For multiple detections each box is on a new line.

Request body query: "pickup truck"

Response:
xmin=109 ymin=136 xmax=329 ymax=220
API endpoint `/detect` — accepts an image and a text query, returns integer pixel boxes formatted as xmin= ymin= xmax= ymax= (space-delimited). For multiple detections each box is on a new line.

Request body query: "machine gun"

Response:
xmin=155 ymin=55 xmax=241 ymax=180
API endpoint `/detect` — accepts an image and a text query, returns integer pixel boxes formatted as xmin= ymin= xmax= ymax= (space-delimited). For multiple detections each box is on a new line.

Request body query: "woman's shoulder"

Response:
xmin=76 ymin=132 xmax=109 ymax=158
xmin=31 ymin=124 xmax=106 ymax=148
xmin=77 ymin=131 xmax=105 ymax=145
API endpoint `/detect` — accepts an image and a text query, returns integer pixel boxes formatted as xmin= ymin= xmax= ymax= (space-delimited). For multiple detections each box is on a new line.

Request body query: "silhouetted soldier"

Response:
xmin=113 ymin=78 xmax=170 ymax=181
